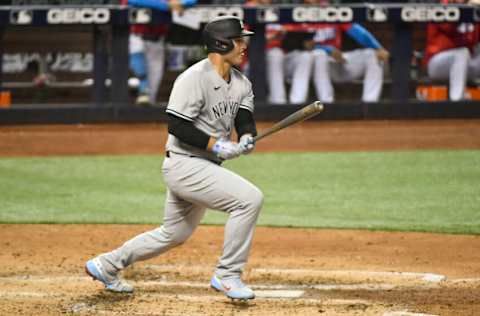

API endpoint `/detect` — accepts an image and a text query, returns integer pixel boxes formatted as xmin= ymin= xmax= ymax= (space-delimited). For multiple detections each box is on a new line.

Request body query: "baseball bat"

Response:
xmin=254 ymin=101 xmax=324 ymax=142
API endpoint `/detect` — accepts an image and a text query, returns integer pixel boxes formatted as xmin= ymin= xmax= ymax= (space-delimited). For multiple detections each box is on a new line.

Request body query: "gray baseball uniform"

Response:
xmin=98 ymin=58 xmax=264 ymax=280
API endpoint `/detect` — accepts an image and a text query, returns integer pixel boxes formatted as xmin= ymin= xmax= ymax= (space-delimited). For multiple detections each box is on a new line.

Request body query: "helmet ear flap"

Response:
xmin=203 ymin=29 xmax=234 ymax=54
xmin=213 ymin=37 xmax=234 ymax=54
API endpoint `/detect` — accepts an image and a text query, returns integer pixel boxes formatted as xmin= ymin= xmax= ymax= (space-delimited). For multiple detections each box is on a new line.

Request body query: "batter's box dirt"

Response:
xmin=0 ymin=225 xmax=479 ymax=315
xmin=0 ymin=273 xmax=478 ymax=316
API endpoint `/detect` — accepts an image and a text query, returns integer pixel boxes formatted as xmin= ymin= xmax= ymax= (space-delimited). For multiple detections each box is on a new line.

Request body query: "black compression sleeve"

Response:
xmin=235 ymin=108 xmax=257 ymax=140
xmin=167 ymin=114 xmax=210 ymax=149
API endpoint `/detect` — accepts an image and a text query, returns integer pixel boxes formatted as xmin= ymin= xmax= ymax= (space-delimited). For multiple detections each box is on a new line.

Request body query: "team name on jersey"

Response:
xmin=313 ymin=28 xmax=336 ymax=43
xmin=211 ymin=100 xmax=240 ymax=120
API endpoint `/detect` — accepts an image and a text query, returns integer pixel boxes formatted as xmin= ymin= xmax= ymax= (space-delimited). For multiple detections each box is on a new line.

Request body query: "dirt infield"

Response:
xmin=1 ymin=119 xmax=480 ymax=316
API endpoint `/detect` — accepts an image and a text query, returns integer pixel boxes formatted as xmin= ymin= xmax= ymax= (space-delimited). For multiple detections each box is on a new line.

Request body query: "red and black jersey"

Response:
xmin=423 ymin=0 xmax=480 ymax=66
xmin=423 ymin=22 xmax=480 ymax=66
xmin=265 ymin=23 xmax=354 ymax=51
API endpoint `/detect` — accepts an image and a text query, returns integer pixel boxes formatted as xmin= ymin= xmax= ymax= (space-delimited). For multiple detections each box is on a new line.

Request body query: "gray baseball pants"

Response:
xmin=99 ymin=152 xmax=264 ymax=279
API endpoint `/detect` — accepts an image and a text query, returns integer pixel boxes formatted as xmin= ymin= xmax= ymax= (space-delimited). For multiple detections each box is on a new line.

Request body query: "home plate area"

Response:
xmin=2 ymin=265 xmax=476 ymax=316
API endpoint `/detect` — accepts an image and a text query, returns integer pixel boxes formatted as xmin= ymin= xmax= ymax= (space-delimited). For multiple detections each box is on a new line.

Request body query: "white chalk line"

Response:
xmin=143 ymin=265 xmax=448 ymax=283
xmin=383 ymin=312 xmax=439 ymax=316
xmin=142 ymin=279 xmax=397 ymax=291
xmin=0 ymin=275 xmax=361 ymax=288
xmin=0 ymin=291 xmax=59 ymax=299
xmin=1 ymin=267 xmax=476 ymax=302
xmin=0 ymin=287 xmax=372 ymax=306
xmin=0 ymin=275 xmax=404 ymax=291
xmin=0 ymin=272 xmax=451 ymax=316
xmin=72 ymin=308 xmax=207 ymax=316
xmin=449 ymin=277 xmax=480 ymax=284
xmin=4 ymin=264 xmax=479 ymax=292
xmin=254 ymin=268 xmax=447 ymax=283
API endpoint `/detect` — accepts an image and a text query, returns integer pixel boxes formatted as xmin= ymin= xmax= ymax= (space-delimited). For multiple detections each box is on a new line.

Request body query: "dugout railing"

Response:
xmin=1 ymin=3 xmax=480 ymax=124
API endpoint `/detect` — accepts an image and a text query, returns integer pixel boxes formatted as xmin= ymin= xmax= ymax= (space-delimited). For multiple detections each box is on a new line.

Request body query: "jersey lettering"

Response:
xmin=313 ymin=28 xmax=336 ymax=43
xmin=211 ymin=100 xmax=239 ymax=120
xmin=457 ymin=23 xmax=475 ymax=34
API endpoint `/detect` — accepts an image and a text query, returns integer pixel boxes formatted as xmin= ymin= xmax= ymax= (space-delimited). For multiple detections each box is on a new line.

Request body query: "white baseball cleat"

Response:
xmin=85 ymin=257 xmax=134 ymax=293
xmin=210 ymin=275 xmax=255 ymax=300
xmin=135 ymin=93 xmax=151 ymax=106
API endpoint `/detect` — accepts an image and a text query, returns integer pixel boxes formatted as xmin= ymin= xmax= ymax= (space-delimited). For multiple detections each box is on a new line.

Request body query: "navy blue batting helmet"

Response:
xmin=202 ymin=16 xmax=254 ymax=54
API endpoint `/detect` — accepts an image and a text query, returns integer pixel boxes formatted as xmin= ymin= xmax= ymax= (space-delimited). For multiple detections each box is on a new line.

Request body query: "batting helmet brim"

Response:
xmin=237 ymin=30 xmax=254 ymax=37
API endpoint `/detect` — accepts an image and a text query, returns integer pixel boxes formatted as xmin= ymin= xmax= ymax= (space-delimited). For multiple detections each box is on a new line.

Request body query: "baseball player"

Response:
xmin=85 ymin=16 xmax=263 ymax=301
xmin=245 ymin=0 xmax=311 ymax=104
xmin=266 ymin=22 xmax=315 ymax=104
xmin=310 ymin=21 xmax=389 ymax=103
xmin=423 ymin=0 xmax=480 ymax=101
xmin=292 ymin=0 xmax=388 ymax=103
xmin=124 ymin=0 xmax=197 ymax=105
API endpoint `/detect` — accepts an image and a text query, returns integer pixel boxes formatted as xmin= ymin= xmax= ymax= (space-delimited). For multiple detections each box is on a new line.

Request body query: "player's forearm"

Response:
xmin=234 ymin=108 xmax=257 ymax=141
xmin=180 ymin=0 xmax=197 ymax=7
xmin=128 ymin=0 xmax=169 ymax=11
xmin=314 ymin=45 xmax=334 ymax=54
xmin=206 ymin=137 xmax=217 ymax=151
xmin=346 ymin=23 xmax=382 ymax=49
xmin=167 ymin=114 xmax=211 ymax=149
xmin=128 ymin=0 xmax=197 ymax=11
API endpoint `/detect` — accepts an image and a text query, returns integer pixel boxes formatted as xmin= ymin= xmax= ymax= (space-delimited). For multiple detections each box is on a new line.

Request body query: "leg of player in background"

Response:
xmin=266 ymin=48 xmax=287 ymax=104
xmin=467 ymin=45 xmax=480 ymax=82
xmin=428 ymin=47 xmax=470 ymax=101
xmin=287 ymin=50 xmax=314 ymax=104
xmin=144 ymin=37 xmax=166 ymax=105
xmin=342 ymin=49 xmax=383 ymax=103
xmin=129 ymin=34 xmax=150 ymax=106
xmin=312 ymin=49 xmax=334 ymax=103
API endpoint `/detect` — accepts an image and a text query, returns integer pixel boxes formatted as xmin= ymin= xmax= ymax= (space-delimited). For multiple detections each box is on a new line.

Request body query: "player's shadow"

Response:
xmin=86 ymin=291 xmax=134 ymax=303
xmin=223 ymin=299 xmax=256 ymax=311
xmin=66 ymin=291 xmax=135 ymax=313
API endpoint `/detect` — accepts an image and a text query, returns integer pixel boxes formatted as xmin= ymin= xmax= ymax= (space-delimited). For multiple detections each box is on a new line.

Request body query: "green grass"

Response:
xmin=0 ymin=150 xmax=479 ymax=234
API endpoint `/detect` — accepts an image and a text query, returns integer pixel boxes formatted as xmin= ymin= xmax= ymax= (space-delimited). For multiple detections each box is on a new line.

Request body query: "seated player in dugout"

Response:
xmin=423 ymin=0 xmax=480 ymax=101
xmin=258 ymin=0 xmax=318 ymax=105
xmin=306 ymin=0 xmax=390 ymax=103
xmin=124 ymin=0 xmax=197 ymax=106
xmin=85 ymin=16 xmax=264 ymax=301
xmin=264 ymin=0 xmax=389 ymax=105
xmin=264 ymin=22 xmax=315 ymax=105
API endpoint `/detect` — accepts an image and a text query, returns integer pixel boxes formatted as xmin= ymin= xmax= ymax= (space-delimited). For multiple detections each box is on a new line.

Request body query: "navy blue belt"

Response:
xmin=165 ymin=151 xmax=222 ymax=165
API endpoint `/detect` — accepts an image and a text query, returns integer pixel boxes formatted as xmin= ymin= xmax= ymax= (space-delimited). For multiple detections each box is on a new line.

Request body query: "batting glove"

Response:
xmin=212 ymin=138 xmax=242 ymax=160
xmin=239 ymin=134 xmax=255 ymax=155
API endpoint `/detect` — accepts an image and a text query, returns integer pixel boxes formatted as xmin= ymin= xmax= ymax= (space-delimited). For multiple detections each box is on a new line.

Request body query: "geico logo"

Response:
xmin=401 ymin=6 xmax=460 ymax=22
xmin=10 ymin=10 xmax=32 ymax=24
xmin=292 ymin=7 xmax=353 ymax=22
xmin=129 ymin=8 xmax=151 ymax=24
xmin=190 ymin=7 xmax=244 ymax=23
xmin=47 ymin=8 xmax=110 ymax=24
